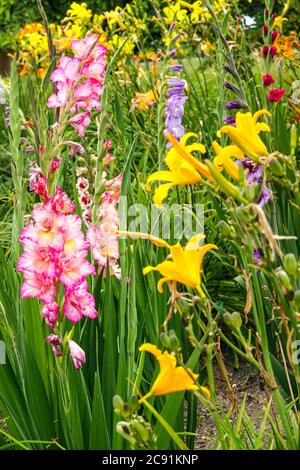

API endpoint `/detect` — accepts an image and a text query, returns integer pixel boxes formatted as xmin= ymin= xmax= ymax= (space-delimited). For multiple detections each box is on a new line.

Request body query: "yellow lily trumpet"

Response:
xmin=219 ymin=110 xmax=271 ymax=161
xmin=143 ymin=233 xmax=218 ymax=297
xmin=139 ymin=343 xmax=210 ymax=399
xmin=146 ymin=133 xmax=209 ymax=206
xmin=212 ymin=141 xmax=244 ymax=180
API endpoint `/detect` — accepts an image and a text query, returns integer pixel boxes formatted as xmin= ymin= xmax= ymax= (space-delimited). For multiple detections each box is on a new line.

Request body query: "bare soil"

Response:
xmin=195 ymin=354 xmax=272 ymax=449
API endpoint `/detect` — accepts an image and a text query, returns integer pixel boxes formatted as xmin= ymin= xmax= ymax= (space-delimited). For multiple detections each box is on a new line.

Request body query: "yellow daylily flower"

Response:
xmin=146 ymin=133 xmax=209 ymax=206
xmin=139 ymin=343 xmax=210 ymax=398
xmin=219 ymin=110 xmax=271 ymax=161
xmin=273 ymin=16 xmax=288 ymax=31
xmin=143 ymin=234 xmax=218 ymax=297
xmin=212 ymin=141 xmax=244 ymax=180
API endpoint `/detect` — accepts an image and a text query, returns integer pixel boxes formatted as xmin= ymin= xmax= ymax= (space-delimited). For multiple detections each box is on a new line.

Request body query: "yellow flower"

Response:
xmin=143 ymin=234 xmax=218 ymax=297
xmin=64 ymin=2 xmax=92 ymax=26
xmin=139 ymin=343 xmax=210 ymax=398
xmin=273 ymin=16 xmax=288 ymax=31
xmin=219 ymin=110 xmax=271 ymax=161
xmin=146 ymin=133 xmax=209 ymax=206
xmin=131 ymin=87 xmax=159 ymax=111
xmin=212 ymin=141 xmax=244 ymax=180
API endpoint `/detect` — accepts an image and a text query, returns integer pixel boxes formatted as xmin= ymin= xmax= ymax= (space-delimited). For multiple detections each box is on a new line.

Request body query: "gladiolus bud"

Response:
xmin=283 ymin=254 xmax=298 ymax=276
xmin=50 ymin=159 xmax=60 ymax=173
xmin=262 ymin=45 xmax=269 ymax=56
xmin=269 ymin=46 xmax=277 ymax=58
xmin=271 ymin=30 xmax=279 ymax=43
xmin=263 ymin=25 xmax=268 ymax=36
xmin=68 ymin=340 xmax=86 ymax=370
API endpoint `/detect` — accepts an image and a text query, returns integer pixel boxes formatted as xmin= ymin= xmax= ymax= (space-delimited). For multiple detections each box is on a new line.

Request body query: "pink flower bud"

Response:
xmin=269 ymin=46 xmax=277 ymax=58
xmin=262 ymin=45 xmax=269 ymax=57
xmin=263 ymin=25 xmax=268 ymax=36
xmin=68 ymin=340 xmax=86 ymax=370
xmin=50 ymin=159 xmax=60 ymax=173
xmin=43 ymin=302 xmax=59 ymax=328
xmin=271 ymin=30 xmax=279 ymax=43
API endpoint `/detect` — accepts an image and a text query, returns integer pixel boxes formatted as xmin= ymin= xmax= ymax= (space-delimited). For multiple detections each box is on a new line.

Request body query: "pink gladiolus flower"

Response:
xmin=64 ymin=278 xmax=98 ymax=323
xmin=47 ymin=34 xmax=107 ymax=137
xmin=51 ymin=186 xmax=76 ymax=214
xmin=87 ymin=173 xmax=122 ymax=279
xmin=68 ymin=339 xmax=86 ymax=370
xmin=43 ymin=302 xmax=59 ymax=329
xmin=18 ymin=187 xmax=97 ymax=328
xmin=268 ymin=88 xmax=285 ymax=102
xmin=262 ymin=74 xmax=275 ymax=87
xmin=68 ymin=112 xmax=91 ymax=137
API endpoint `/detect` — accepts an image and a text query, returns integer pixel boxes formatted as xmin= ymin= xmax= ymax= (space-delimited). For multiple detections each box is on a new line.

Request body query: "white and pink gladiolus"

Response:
xmin=87 ymin=174 xmax=123 ymax=279
xmin=68 ymin=340 xmax=86 ymax=371
xmin=18 ymin=186 xmax=98 ymax=327
xmin=47 ymin=34 xmax=108 ymax=137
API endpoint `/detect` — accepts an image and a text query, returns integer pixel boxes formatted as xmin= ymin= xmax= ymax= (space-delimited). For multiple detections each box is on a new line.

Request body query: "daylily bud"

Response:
xmin=169 ymin=329 xmax=180 ymax=350
xmin=113 ymin=395 xmax=125 ymax=415
xmin=177 ymin=298 xmax=191 ymax=314
xmin=243 ymin=183 xmax=257 ymax=202
xmin=224 ymin=311 xmax=242 ymax=330
xmin=218 ymin=220 xmax=235 ymax=238
xmin=269 ymin=158 xmax=284 ymax=176
xmin=277 ymin=270 xmax=292 ymax=290
xmin=160 ymin=332 xmax=172 ymax=348
xmin=283 ymin=254 xmax=298 ymax=276
xmin=128 ymin=394 xmax=139 ymax=412
xmin=116 ymin=422 xmax=136 ymax=446
xmin=68 ymin=340 xmax=86 ymax=370
xmin=131 ymin=420 xmax=149 ymax=444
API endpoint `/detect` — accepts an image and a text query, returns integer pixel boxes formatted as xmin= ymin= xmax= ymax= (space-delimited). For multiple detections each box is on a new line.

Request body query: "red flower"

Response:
xmin=268 ymin=88 xmax=285 ymax=103
xmin=262 ymin=45 xmax=269 ymax=57
xmin=271 ymin=30 xmax=279 ymax=43
xmin=262 ymin=74 xmax=275 ymax=87
xmin=269 ymin=46 xmax=277 ymax=58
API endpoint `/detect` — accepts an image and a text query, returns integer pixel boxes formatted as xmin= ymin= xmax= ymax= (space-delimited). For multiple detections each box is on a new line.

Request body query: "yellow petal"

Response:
xmin=139 ymin=343 xmax=162 ymax=357
xmin=153 ymin=183 xmax=175 ymax=206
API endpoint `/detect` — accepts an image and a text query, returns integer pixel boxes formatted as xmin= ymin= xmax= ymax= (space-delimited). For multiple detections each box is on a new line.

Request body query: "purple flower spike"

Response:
xmin=165 ymin=77 xmax=187 ymax=144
